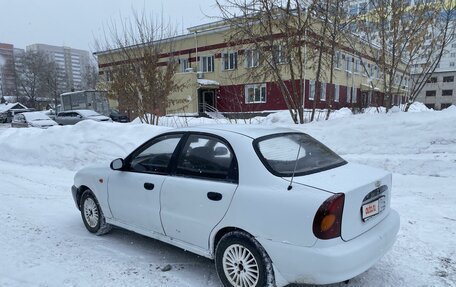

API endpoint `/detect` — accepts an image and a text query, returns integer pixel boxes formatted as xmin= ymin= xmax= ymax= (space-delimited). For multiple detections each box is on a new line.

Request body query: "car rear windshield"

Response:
xmin=253 ymin=133 xmax=347 ymax=177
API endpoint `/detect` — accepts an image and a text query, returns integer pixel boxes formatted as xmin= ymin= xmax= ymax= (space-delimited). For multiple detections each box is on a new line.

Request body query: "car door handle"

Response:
xmin=144 ymin=182 xmax=155 ymax=190
xmin=207 ymin=192 xmax=222 ymax=201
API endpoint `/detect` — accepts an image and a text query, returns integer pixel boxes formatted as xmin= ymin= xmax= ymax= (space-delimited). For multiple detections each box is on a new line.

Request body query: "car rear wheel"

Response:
xmin=80 ymin=190 xmax=112 ymax=235
xmin=215 ymin=231 xmax=275 ymax=287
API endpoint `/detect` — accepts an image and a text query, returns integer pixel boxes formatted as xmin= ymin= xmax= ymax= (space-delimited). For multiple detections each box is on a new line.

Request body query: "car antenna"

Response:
xmin=288 ymin=141 xmax=302 ymax=191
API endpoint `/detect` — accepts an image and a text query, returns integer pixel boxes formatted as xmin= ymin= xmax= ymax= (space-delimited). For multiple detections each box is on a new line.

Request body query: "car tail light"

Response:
xmin=313 ymin=193 xmax=345 ymax=240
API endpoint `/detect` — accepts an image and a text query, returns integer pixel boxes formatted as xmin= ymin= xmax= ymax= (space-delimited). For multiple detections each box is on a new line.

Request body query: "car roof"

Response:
xmin=60 ymin=109 xmax=93 ymax=112
xmin=173 ymin=124 xmax=300 ymax=139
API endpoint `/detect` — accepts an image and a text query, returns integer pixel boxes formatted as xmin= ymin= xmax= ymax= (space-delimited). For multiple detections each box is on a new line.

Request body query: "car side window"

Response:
xmin=176 ymin=134 xmax=238 ymax=182
xmin=129 ymin=134 xmax=183 ymax=174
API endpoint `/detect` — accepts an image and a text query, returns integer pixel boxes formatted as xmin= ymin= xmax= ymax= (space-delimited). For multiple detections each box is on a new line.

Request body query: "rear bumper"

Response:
xmin=258 ymin=209 xmax=400 ymax=285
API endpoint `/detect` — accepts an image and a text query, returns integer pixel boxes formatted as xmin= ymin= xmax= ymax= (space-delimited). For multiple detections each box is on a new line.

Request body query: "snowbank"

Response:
xmin=1 ymin=103 xmax=455 ymax=176
xmin=0 ymin=121 xmax=170 ymax=170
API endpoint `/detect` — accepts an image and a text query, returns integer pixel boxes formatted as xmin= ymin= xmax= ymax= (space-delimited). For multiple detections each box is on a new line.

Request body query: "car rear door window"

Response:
xmin=129 ymin=134 xmax=183 ymax=174
xmin=176 ymin=134 xmax=238 ymax=182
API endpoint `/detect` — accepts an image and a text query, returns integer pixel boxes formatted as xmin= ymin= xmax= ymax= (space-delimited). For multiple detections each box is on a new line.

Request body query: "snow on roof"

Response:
xmin=197 ymin=79 xmax=220 ymax=86
xmin=0 ymin=102 xmax=28 ymax=113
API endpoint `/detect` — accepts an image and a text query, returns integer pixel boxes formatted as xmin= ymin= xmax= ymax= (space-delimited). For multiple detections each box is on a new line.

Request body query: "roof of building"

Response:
xmin=0 ymin=102 xmax=28 ymax=113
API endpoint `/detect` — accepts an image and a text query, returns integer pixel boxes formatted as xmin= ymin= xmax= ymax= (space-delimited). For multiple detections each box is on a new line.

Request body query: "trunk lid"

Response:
xmin=288 ymin=162 xmax=392 ymax=241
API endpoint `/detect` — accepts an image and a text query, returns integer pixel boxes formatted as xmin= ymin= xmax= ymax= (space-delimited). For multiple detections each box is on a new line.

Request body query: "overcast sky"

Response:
xmin=0 ymin=0 xmax=217 ymax=53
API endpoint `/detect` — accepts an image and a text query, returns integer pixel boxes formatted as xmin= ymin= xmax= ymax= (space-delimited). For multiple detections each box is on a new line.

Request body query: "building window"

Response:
xmin=345 ymin=55 xmax=352 ymax=72
xmin=427 ymin=77 xmax=438 ymax=83
xmin=451 ymin=62 xmax=455 ymax=67
xmin=426 ymin=90 xmax=436 ymax=97
xmin=199 ymin=55 xmax=214 ymax=72
xmin=361 ymin=60 xmax=368 ymax=77
xmin=222 ymin=51 xmax=238 ymax=70
xmin=441 ymin=103 xmax=453 ymax=109
xmin=245 ymin=84 xmax=266 ymax=103
xmin=354 ymin=58 xmax=360 ymax=73
xmin=320 ymin=83 xmax=326 ymax=101
xmin=443 ymin=76 xmax=454 ymax=82
xmin=335 ymin=51 xmax=341 ymax=69
xmin=359 ymin=2 xmax=368 ymax=14
xmin=179 ymin=58 xmax=189 ymax=72
xmin=272 ymin=45 xmax=288 ymax=64
xmin=245 ymin=49 xmax=259 ymax=68
xmin=442 ymin=89 xmax=453 ymax=96
xmin=334 ymin=85 xmax=340 ymax=102
xmin=349 ymin=5 xmax=358 ymax=15
xmin=425 ymin=103 xmax=435 ymax=109
xmin=309 ymin=80 xmax=315 ymax=100
xmin=451 ymin=53 xmax=456 ymax=58
xmin=105 ymin=70 xmax=112 ymax=82
xmin=347 ymin=86 xmax=356 ymax=103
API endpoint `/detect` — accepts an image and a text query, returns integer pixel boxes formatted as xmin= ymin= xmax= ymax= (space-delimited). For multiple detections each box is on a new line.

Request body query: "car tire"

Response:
xmin=215 ymin=231 xmax=276 ymax=287
xmin=80 ymin=190 xmax=112 ymax=235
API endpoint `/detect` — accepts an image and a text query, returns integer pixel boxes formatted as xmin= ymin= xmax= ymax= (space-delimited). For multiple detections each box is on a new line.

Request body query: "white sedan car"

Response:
xmin=71 ymin=125 xmax=400 ymax=287
xmin=11 ymin=111 xmax=58 ymax=128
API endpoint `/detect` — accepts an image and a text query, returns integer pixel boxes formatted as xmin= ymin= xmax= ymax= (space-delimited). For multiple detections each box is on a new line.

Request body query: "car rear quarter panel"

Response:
xmin=73 ymin=166 xmax=112 ymax=218
xmin=211 ymin=132 xmax=331 ymax=248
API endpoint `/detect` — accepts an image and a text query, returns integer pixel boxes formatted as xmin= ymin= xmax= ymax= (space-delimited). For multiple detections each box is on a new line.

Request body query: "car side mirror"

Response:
xmin=77 ymin=115 xmax=83 ymax=118
xmin=214 ymin=146 xmax=228 ymax=156
xmin=110 ymin=158 xmax=125 ymax=170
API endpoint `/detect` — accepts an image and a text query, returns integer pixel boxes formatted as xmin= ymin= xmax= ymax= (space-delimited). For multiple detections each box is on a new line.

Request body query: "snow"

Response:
xmin=197 ymin=79 xmax=220 ymax=86
xmin=0 ymin=102 xmax=27 ymax=113
xmin=76 ymin=109 xmax=103 ymax=117
xmin=0 ymin=105 xmax=455 ymax=286
xmin=22 ymin=111 xmax=52 ymax=121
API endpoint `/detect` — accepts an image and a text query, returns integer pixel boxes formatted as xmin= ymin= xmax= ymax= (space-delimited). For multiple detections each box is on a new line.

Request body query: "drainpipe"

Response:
xmin=303 ymin=26 xmax=307 ymax=110
xmin=194 ymin=30 xmax=200 ymax=113
xmin=194 ymin=31 xmax=199 ymax=72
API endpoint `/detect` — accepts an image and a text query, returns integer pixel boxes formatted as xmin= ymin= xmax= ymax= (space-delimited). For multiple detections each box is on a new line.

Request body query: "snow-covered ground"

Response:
xmin=0 ymin=105 xmax=455 ymax=287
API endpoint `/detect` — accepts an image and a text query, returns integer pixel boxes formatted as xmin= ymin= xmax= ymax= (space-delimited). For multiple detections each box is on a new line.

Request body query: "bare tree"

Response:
xmin=216 ymin=0 xmax=320 ymax=124
xmin=346 ymin=0 xmax=456 ymax=111
xmin=81 ymin=64 xmax=98 ymax=90
xmin=406 ymin=2 xmax=456 ymax=111
xmin=42 ymin=61 xmax=60 ymax=110
xmin=16 ymin=50 xmax=56 ymax=108
xmin=95 ymin=10 xmax=184 ymax=125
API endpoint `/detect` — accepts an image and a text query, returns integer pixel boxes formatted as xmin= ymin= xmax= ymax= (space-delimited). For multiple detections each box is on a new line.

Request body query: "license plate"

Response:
xmin=362 ymin=200 xmax=380 ymax=220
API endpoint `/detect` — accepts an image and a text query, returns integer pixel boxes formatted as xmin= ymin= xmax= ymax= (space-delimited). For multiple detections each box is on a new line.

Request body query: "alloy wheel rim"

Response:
xmin=83 ymin=197 xmax=99 ymax=228
xmin=222 ymin=244 xmax=259 ymax=287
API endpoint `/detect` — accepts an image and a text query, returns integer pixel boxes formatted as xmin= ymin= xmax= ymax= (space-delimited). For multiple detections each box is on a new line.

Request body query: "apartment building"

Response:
xmin=27 ymin=44 xmax=91 ymax=91
xmin=347 ymin=0 xmax=456 ymax=110
xmin=96 ymin=19 xmax=408 ymax=116
xmin=0 ymin=43 xmax=17 ymax=99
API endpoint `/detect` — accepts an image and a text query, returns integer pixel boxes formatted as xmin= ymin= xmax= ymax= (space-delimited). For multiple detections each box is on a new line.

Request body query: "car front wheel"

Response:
xmin=80 ymin=190 xmax=112 ymax=235
xmin=215 ymin=231 xmax=275 ymax=287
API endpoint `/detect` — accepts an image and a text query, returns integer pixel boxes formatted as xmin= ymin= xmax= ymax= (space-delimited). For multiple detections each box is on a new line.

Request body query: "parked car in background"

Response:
xmin=71 ymin=125 xmax=400 ymax=287
xmin=60 ymin=90 xmax=110 ymax=116
xmin=55 ymin=110 xmax=112 ymax=125
xmin=109 ymin=109 xmax=129 ymax=123
xmin=11 ymin=112 xmax=58 ymax=129
xmin=5 ymin=108 xmax=36 ymax=123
